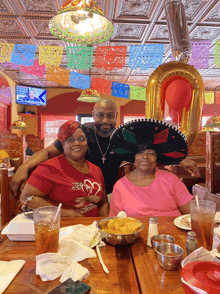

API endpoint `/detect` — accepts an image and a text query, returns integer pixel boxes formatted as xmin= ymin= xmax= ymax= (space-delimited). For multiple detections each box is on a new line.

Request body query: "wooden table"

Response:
xmin=0 ymin=216 xmax=188 ymax=294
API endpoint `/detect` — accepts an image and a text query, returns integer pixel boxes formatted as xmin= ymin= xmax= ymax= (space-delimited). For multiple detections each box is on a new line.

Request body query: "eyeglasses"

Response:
xmin=94 ymin=113 xmax=117 ymax=119
xmin=65 ymin=136 xmax=87 ymax=143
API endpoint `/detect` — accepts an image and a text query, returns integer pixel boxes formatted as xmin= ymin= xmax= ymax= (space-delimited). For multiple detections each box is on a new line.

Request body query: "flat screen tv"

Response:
xmin=16 ymin=85 xmax=47 ymax=106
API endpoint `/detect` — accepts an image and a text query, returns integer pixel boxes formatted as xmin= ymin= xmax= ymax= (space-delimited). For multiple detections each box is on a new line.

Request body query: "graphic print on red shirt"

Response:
xmin=27 ymin=154 xmax=105 ymax=217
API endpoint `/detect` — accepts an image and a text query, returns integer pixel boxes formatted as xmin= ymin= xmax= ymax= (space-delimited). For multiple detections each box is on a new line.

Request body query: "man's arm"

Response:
xmin=179 ymin=157 xmax=201 ymax=177
xmin=10 ymin=143 xmax=61 ymax=195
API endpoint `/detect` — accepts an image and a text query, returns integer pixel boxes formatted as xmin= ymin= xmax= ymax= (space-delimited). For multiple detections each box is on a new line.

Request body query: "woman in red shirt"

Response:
xmin=20 ymin=120 xmax=109 ymax=217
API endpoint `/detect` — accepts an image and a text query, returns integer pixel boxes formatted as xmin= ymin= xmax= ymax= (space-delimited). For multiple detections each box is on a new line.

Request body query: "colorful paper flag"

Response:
xmin=46 ymin=65 xmax=70 ymax=86
xmin=95 ymin=46 xmax=127 ymax=71
xmin=67 ymin=46 xmax=93 ymax=70
xmin=91 ymin=77 xmax=112 ymax=96
xmin=70 ymin=71 xmax=91 ymax=89
xmin=10 ymin=44 xmax=37 ymax=66
xmin=0 ymin=43 xmax=15 ymax=63
xmin=189 ymin=41 xmax=210 ymax=69
xmin=39 ymin=46 xmax=63 ymax=67
xmin=20 ymin=60 xmax=45 ymax=78
xmin=129 ymin=44 xmax=164 ymax=70
xmin=112 ymin=82 xmax=129 ymax=99
xmin=130 ymin=86 xmax=146 ymax=101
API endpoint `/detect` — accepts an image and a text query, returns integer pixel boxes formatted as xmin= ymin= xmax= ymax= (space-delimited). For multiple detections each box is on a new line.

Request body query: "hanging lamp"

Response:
xmin=77 ymin=88 xmax=101 ymax=102
xmin=9 ymin=120 xmax=28 ymax=129
xmin=77 ymin=63 xmax=101 ymax=102
xmin=202 ymin=86 xmax=220 ymax=131
xmin=49 ymin=0 xmax=114 ymax=45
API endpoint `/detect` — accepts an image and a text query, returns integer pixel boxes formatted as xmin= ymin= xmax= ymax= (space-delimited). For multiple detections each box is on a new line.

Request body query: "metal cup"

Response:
xmin=155 ymin=243 xmax=183 ymax=270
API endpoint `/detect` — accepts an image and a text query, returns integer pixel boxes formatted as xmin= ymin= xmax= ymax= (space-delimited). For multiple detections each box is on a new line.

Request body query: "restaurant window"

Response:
xmin=76 ymin=113 xmax=94 ymax=124
xmin=42 ymin=115 xmax=76 ymax=148
xmin=0 ymin=102 xmax=7 ymax=131
xmin=202 ymin=116 xmax=211 ymax=127
xmin=123 ymin=116 xmax=145 ymax=123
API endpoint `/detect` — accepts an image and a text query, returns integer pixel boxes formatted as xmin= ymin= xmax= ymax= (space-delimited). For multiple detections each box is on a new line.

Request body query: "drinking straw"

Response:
xmin=195 ymin=195 xmax=200 ymax=207
xmin=53 ymin=203 xmax=62 ymax=223
xmin=195 ymin=195 xmax=207 ymax=249
xmin=39 ymin=204 xmax=62 ymax=255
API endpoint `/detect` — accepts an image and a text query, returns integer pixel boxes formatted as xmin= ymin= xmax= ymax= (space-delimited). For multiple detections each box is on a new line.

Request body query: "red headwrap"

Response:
xmin=58 ymin=120 xmax=80 ymax=143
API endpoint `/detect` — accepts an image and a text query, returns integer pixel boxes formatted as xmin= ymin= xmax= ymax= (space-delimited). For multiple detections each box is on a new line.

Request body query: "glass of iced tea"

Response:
xmin=33 ymin=206 xmax=61 ymax=255
xmin=190 ymin=200 xmax=216 ymax=251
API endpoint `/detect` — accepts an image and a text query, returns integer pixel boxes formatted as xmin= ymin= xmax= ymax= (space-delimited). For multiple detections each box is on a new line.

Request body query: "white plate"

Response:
xmin=174 ymin=214 xmax=191 ymax=230
xmin=174 ymin=212 xmax=220 ymax=231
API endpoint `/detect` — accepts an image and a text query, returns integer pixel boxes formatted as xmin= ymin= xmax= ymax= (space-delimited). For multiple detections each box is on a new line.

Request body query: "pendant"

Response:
xmin=101 ymin=155 xmax=106 ymax=164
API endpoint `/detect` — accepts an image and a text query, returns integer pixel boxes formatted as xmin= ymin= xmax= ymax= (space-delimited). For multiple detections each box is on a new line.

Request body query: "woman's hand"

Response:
xmin=180 ymin=158 xmax=200 ymax=177
xmin=10 ymin=165 xmax=29 ymax=196
xmin=75 ymin=195 xmax=101 ymax=207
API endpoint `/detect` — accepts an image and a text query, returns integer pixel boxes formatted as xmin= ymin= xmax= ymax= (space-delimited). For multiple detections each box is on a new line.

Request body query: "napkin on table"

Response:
xmin=36 ymin=253 xmax=90 ymax=283
xmin=0 ymin=260 xmax=26 ymax=294
xmin=181 ymin=247 xmax=220 ymax=294
xmin=36 ymin=221 xmax=107 ymax=283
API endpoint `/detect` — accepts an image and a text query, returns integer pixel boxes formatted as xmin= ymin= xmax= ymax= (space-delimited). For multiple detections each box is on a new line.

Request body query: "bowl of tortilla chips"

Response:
xmin=96 ymin=217 xmax=144 ymax=246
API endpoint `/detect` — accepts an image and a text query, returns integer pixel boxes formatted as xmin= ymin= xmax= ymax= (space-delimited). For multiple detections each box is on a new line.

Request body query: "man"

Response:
xmin=24 ymin=140 xmax=34 ymax=160
xmin=10 ymin=98 xmax=200 ymax=196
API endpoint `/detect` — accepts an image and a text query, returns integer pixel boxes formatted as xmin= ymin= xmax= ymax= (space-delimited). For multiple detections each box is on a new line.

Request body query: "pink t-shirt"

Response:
xmin=109 ymin=169 xmax=193 ymax=217
xmin=27 ymin=154 xmax=105 ymax=217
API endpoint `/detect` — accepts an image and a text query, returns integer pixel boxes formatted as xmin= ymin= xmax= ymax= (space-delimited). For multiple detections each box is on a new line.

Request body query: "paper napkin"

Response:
xmin=36 ymin=221 xmax=107 ymax=283
xmin=0 ymin=260 xmax=26 ymax=294
xmin=36 ymin=253 xmax=90 ymax=283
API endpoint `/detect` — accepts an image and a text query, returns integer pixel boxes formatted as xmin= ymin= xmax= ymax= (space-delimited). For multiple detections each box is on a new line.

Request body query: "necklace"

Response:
xmin=94 ymin=127 xmax=111 ymax=164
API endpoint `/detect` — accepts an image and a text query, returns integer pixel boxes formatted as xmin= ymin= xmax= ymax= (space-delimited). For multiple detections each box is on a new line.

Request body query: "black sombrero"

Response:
xmin=110 ymin=119 xmax=188 ymax=165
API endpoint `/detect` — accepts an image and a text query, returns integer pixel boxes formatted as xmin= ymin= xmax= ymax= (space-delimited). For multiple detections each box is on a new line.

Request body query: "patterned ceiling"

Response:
xmin=0 ymin=0 xmax=220 ymax=91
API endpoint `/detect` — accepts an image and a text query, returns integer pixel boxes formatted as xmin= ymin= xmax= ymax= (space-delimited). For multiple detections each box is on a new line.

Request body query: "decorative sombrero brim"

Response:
xmin=110 ymin=119 xmax=188 ymax=165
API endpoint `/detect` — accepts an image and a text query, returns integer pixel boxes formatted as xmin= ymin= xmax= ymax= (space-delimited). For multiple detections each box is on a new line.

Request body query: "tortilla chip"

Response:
xmin=101 ymin=217 xmax=142 ymax=235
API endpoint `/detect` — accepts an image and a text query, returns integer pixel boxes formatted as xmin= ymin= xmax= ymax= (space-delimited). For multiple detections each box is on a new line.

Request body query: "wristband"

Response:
xmin=22 ymin=196 xmax=34 ymax=212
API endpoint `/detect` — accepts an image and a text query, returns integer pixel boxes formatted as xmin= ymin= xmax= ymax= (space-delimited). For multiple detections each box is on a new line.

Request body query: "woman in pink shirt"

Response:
xmin=109 ymin=119 xmax=193 ymax=217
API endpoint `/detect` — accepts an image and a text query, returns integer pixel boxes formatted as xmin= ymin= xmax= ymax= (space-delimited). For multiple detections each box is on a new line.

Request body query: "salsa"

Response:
xmin=165 ymin=252 xmax=179 ymax=257
xmin=154 ymin=238 xmax=171 ymax=243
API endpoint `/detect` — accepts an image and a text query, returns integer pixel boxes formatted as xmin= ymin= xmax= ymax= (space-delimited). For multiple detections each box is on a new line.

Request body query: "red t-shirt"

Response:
xmin=27 ymin=154 xmax=105 ymax=217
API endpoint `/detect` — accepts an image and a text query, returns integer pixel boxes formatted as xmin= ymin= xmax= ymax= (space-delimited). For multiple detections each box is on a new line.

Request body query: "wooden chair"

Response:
xmin=117 ymin=161 xmax=135 ymax=179
xmin=0 ymin=169 xmax=22 ymax=227
xmin=206 ymin=131 xmax=220 ymax=194
xmin=26 ymin=134 xmax=44 ymax=153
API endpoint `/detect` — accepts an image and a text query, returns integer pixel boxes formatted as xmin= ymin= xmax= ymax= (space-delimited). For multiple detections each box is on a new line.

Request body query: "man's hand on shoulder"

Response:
xmin=180 ymin=157 xmax=201 ymax=177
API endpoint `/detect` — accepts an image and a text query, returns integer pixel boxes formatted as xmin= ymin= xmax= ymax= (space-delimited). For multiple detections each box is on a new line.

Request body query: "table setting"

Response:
xmin=1 ymin=200 xmax=220 ymax=293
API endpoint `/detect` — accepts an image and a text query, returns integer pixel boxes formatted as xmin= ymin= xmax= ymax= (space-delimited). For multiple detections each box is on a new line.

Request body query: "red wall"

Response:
xmin=202 ymin=104 xmax=220 ymax=116
xmin=40 ymin=92 xmax=95 ymax=115
xmin=120 ymin=100 xmax=145 ymax=124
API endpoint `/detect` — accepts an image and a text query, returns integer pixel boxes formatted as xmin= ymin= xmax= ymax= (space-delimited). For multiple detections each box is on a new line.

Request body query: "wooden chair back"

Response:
xmin=0 ymin=130 xmax=24 ymax=163
xmin=26 ymin=134 xmax=44 ymax=153
xmin=206 ymin=131 xmax=220 ymax=194
xmin=0 ymin=169 xmax=22 ymax=227
xmin=117 ymin=161 xmax=135 ymax=179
